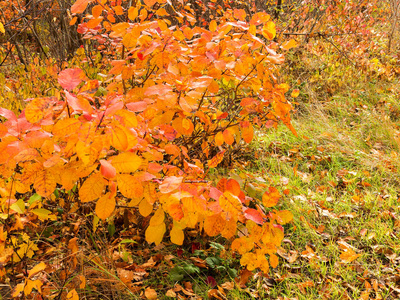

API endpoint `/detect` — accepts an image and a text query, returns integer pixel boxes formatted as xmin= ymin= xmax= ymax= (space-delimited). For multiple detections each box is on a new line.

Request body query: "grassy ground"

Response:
xmin=234 ymin=81 xmax=400 ymax=299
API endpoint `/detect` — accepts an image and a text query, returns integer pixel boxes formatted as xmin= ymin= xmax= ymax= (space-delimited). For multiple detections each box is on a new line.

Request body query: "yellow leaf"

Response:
xmin=145 ymin=222 xmax=166 ymax=245
xmin=95 ymin=193 xmax=116 ymax=219
xmin=240 ymin=252 xmax=257 ymax=271
xmin=28 ymin=262 xmax=46 ymax=278
xmin=139 ymin=198 xmax=153 ymax=217
xmin=262 ymin=21 xmax=276 ymax=40
xmin=149 ymin=208 xmax=165 ymax=226
xmin=66 ymin=289 xmax=79 ymax=300
xmin=31 ymin=208 xmax=56 ymax=221
xmin=275 ymin=210 xmax=293 ymax=224
xmin=204 ymin=214 xmax=225 ymax=237
xmin=112 ymin=152 xmax=142 ymax=173
xmin=117 ymin=174 xmax=144 ymax=199
xmin=262 ymin=187 xmax=281 ymax=207
xmin=170 ymin=222 xmax=184 ymax=245
xmin=231 ymin=236 xmax=254 ymax=255
xmin=122 ymin=32 xmax=138 ymax=49
xmin=79 ymin=173 xmax=105 ymax=202
xmin=109 ymin=125 xmax=128 ymax=151
xmin=291 ymin=89 xmax=300 ymax=98
xmin=0 ymin=22 xmax=5 ymax=34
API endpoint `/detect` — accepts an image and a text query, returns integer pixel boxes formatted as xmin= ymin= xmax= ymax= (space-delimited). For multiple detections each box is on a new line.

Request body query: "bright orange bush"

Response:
xmin=0 ymin=0 xmax=296 ymax=297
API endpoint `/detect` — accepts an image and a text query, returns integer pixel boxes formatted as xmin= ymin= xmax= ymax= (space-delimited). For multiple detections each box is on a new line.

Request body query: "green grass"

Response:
xmin=235 ymin=81 xmax=400 ymax=299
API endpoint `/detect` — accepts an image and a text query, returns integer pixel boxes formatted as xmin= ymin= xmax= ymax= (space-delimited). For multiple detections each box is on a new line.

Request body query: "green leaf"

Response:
xmin=209 ymin=242 xmax=225 ymax=251
xmin=169 ymin=267 xmax=185 ymax=282
xmin=228 ymin=268 xmax=237 ymax=278
xmin=28 ymin=194 xmax=41 ymax=205
xmin=205 ymin=256 xmax=222 ymax=269
xmin=182 ymin=263 xmax=200 ymax=274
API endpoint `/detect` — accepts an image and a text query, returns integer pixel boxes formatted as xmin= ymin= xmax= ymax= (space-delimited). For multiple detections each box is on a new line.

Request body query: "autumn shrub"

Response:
xmin=0 ymin=0 xmax=297 ymax=298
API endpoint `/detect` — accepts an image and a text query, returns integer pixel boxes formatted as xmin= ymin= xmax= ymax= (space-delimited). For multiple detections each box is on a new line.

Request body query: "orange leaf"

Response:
xmin=117 ymin=174 xmax=144 ymax=199
xmin=240 ymin=121 xmax=254 ymax=144
xmin=28 ymin=262 xmax=46 ymax=279
xmin=145 ymin=287 xmax=158 ymax=299
xmin=225 ymin=179 xmax=241 ymax=196
xmin=34 ymin=170 xmax=56 ymax=197
xmin=128 ymin=7 xmax=138 ymax=21
xmin=71 ymin=0 xmax=90 ymax=14
xmin=208 ymin=150 xmax=225 ymax=168
xmin=159 ymin=176 xmax=183 ymax=193
xmin=204 ymin=214 xmax=225 ymax=236
xmin=340 ymin=249 xmax=361 ymax=263
xmin=92 ymin=5 xmax=102 ymax=18
xmin=209 ymin=20 xmax=217 ymax=32
xmin=143 ymin=0 xmax=157 ymax=7
xmin=111 ymin=152 xmax=142 ymax=173
xmin=262 ymin=187 xmax=281 ymax=207
xmin=25 ymin=97 xmax=55 ymax=124
xmin=281 ymin=39 xmax=298 ymax=51
xmin=219 ymin=191 xmax=242 ymax=218
xmin=223 ymin=129 xmax=234 ymax=145
xmin=95 ymin=193 xmax=116 ymax=219
xmin=215 ymin=131 xmax=224 ymax=146
xmin=275 ymin=210 xmax=293 ymax=224
xmin=262 ymin=21 xmax=276 ymax=40
xmin=79 ymin=173 xmax=105 ymax=203
xmin=269 ymin=253 xmax=279 ymax=268
xmin=66 ymin=289 xmax=79 ymax=300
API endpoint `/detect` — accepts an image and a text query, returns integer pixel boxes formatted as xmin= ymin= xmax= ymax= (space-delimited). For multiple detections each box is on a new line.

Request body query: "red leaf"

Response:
xmin=244 ymin=208 xmax=264 ymax=224
xmin=58 ymin=68 xmax=86 ymax=91
xmin=0 ymin=107 xmax=17 ymax=122
xmin=206 ymin=276 xmax=217 ymax=287
xmin=126 ymin=101 xmax=147 ymax=112
xmin=100 ymin=160 xmax=116 ymax=179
